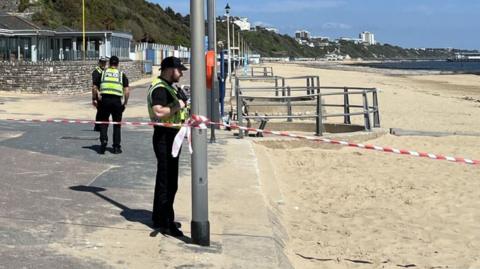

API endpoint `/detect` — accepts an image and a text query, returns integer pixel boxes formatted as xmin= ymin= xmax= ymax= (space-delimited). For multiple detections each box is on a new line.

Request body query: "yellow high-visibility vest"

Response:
xmin=147 ymin=78 xmax=187 ymax=125
xmin=100 ymin=68 xmax=124 ymax=97
xmin=95 ymin=66 xmax=103 ymax=75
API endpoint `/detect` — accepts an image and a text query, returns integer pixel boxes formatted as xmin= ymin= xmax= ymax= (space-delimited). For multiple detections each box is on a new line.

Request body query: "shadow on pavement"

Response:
xmin=69 ymin=185 xmax=192 ymax=244
xmin=82 ymin=145 xmax=104 ymax=154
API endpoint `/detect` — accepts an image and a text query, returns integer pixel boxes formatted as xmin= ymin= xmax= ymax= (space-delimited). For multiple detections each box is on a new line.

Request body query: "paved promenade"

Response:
xmin=0 ymin=77 xmax=292 ymax=268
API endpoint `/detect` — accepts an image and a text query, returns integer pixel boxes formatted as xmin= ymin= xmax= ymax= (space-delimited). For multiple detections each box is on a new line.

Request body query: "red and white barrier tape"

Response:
xmin=5 ymin=118 xmax=183 ymax=127
xmin=4 ymin=117 xmax=480 ymax=166
xmin=172 ymin=114 xmax=209 ymax=157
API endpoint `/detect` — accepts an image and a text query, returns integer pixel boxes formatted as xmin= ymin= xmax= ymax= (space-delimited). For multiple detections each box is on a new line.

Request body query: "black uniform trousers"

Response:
xmin=94 ymin=105 xmax=101 ymax=130
xmin=98 ymin=94 xmax=123 ymax=148
xmin=152 ymin=126 xmax=181 ymax=227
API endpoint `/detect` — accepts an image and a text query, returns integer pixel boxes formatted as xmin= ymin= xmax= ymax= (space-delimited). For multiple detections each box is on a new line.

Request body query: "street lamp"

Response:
xmin=82 ymin=0 xmax=86 ymax=61
xmin=190 ymin=0 xmax=209 ymax=246
xmin=225 ymin=3 xmax=231 ymax=84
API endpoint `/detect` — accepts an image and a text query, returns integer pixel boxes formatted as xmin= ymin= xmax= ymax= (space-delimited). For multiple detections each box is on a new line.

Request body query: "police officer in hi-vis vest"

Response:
xmin=147 ymin=56 xmax=188 ymax=237
xmin=92 ymin=57 xmax=108 ymax=132
xmin=93 ymin=56 xmax=130 ymax=154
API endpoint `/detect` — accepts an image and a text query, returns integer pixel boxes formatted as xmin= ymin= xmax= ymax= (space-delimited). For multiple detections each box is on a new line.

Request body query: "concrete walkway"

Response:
xmin=0 ymin=86 xmax=292 ymax=268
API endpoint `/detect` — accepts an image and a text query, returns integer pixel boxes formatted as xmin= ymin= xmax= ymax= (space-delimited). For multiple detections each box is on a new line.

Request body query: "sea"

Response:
xmin=355 ymin=60 xmax=480 ymax=74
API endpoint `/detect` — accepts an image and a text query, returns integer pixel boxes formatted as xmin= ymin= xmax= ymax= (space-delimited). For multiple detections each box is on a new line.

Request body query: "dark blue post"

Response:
xmin=219 ymin=49 xmax=226 ymax=117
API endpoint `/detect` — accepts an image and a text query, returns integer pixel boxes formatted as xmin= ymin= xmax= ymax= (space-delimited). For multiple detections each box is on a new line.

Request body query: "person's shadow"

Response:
xmin=69 ymin=185 xmax=191 ymax=243
xmin=82 ymin=145 xmax=105 ymax=154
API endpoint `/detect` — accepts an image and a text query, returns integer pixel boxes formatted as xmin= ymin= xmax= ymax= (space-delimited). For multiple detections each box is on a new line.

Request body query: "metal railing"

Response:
xmin=235 ymin=75 xmax=320 ymax=96
xmin=234 ymin=75 xmax=380 ymax=137
xmin=245 ymin=66 xmax=274 ymax=77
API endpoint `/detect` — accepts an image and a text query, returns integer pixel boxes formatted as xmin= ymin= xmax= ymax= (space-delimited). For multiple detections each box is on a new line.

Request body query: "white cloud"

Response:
xmin=322 ymin=22 xmax=352 ymax=30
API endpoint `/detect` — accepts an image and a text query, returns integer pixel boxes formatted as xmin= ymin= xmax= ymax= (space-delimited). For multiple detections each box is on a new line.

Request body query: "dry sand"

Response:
xmin=251 ymin=63 xmax=480 ymax=269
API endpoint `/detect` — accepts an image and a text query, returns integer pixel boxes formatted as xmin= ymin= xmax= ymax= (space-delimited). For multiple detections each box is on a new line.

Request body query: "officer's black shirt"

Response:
xmin=151 ymin=77 xmax=174 ymax=107
xmin=92 ymin=67 xmax=102 ymax=85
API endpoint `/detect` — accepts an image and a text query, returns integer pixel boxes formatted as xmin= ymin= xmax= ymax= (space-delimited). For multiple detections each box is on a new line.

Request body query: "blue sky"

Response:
xmin=150 ymin=0 xmax=479 ymax=49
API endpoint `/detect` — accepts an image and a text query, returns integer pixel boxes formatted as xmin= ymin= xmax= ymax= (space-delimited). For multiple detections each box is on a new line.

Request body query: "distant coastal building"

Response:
xmin=295 ymin=30 xmax=310 ymax=40
xmin=339 ymin=37 xmax=363 ymax=44
xmin=448 ymin=52 xmax=480 ymax=62
xmin=295 ymin=29 xmax=331 ymax=48
xmin=0 ymin=12 xmax=132 ymax=62
xmin=233 ymin=17 xmax=251 ymax=31
xmin=360 ymin=31 xmax=376 ymax=45
xmin=298 ymin=40 xmax=314 ymax=47
xmin=325 ymin=53 xmax=344 ymax=61
xmin=295 ymin=30 xmax=316 ymax=47
xmin=311 ymin=37 xmax=330 ymax=47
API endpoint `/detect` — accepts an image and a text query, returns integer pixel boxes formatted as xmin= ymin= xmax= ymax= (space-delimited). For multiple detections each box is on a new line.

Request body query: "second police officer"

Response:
xmin=93 ymin=56 xmax=130 ymax=154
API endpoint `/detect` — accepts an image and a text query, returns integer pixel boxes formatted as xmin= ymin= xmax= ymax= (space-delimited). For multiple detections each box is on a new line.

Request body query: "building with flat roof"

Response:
xmin=0 ymin=13 xmax=132 ymax=62
xmin=295 ymin=30 xmax=310 ymax=40
xmin=233 ymin=17 xmax=251 ymax=31
xmin=339 ymin=37 xmax=363 ymax=44
xmin=360 ymin=31 xmax=375 ymax=45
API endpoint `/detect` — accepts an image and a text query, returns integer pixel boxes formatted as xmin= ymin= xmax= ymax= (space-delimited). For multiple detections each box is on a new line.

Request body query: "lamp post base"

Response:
xmin=191 ymin=220 xmax=210 ymax=246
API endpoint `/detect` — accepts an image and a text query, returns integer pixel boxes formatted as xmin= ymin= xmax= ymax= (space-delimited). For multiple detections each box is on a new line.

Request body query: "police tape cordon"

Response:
xmin=4 ymin=115 xmax=480 ymax=166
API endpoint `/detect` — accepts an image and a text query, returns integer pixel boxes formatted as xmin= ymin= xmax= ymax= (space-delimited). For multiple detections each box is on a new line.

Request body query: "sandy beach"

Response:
xmin=1 ymin=62 xmax=480 ymax=268
xmin=250 ymin=63 xmax=480 ymax=268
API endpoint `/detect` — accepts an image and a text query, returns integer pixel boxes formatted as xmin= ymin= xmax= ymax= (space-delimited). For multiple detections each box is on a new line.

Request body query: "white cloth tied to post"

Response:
xmin=171 ymin=114 xmax=210 ymax=158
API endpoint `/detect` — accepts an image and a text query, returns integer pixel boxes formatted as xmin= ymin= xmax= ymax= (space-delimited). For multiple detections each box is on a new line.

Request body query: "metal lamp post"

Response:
xmin=190 ymin=0 xmax=209 ymax=246
xmin=82 ymin=0 xmax=86 ymax=61
xmin=232 ymin=20 xmax=235 ymax=76
xmin=225 ymin=4 xmax=231 ymax=84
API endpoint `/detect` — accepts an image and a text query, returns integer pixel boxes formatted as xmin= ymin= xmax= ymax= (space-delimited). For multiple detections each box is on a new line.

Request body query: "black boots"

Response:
xmin=98 ymin=144 xmax=122 ymax=155
xmin=112 ymin=147 xmax=122 ymax=154
xmin=99 ymin=143 xmax=107 ymax=154
xmin=152 ymin=222 xmax=184 ymax=237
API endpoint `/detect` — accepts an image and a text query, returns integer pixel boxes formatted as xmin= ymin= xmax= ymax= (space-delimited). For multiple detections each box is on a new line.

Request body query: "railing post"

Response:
xmin=362 ymin=91 xmax=371 ymax=131
xmin=311 ymin=77 xmax=315 ymax=95
xmin=316 ymin=87 xmax=323 ymax=136
xmin=373 ymin=89 xmax=380 ymax=128
xmin=344 ymin=87 xmax=351 ymax=124
xmin=287 ymin=86 xmax=292 ymax=122
xmin=275 ymin=76 xmax=279 ymax=97
xmin=306 ymin=77 xmax=311 ymax=95
xmin=236 ymin=87 xmax=244 ymax=138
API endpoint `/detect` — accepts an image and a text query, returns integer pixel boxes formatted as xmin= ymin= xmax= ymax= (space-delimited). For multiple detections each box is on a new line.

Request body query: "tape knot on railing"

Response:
xmin=172 ymin=114 xmax=210 ymax=158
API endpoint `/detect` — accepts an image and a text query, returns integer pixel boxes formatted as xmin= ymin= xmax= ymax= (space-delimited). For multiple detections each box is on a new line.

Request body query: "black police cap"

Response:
xmin=160 ymin=56 xmax=188 ymax=71
xmin=109 ymin=56 xmax=119 ymax=66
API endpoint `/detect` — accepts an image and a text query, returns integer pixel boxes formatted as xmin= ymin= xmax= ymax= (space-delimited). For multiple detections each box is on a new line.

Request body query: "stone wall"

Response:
xmin=0 ymin=61 xmax=145 ymax=94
